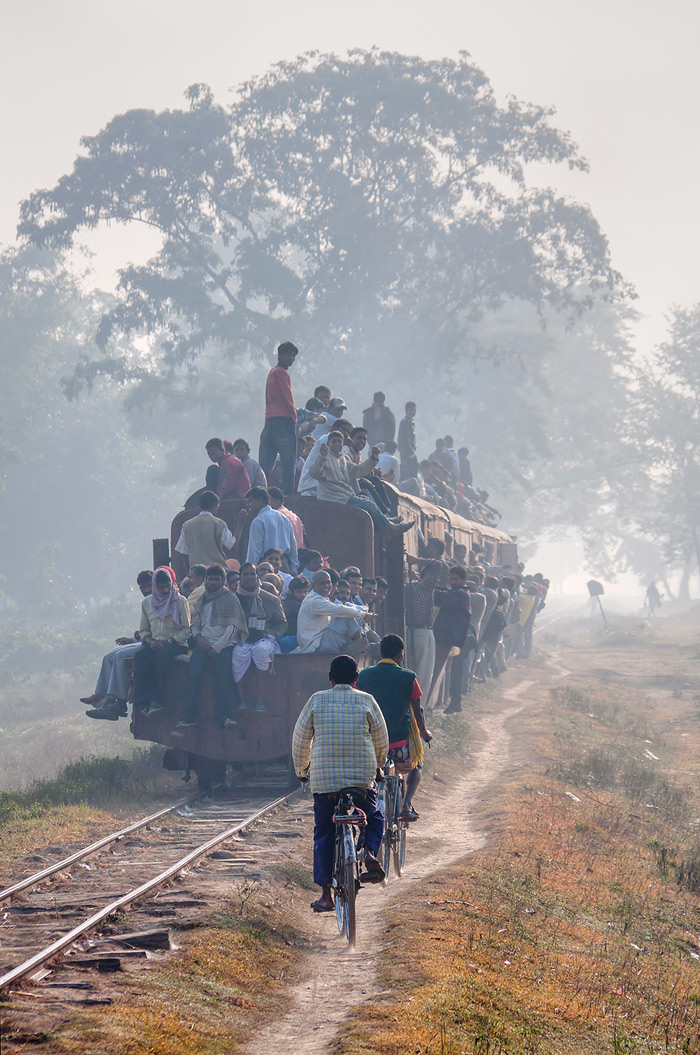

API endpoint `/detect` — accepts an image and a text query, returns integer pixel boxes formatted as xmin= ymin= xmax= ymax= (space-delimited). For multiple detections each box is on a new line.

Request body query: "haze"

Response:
xmin=3 ymin=0 xmax=697 ymax=354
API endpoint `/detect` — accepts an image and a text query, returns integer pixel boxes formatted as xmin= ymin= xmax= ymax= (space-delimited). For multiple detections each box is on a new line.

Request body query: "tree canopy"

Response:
xmin=15 ymin=49 xmax=652 ymax=582
xmin=19 ymin=50 xmax=624 ymax=396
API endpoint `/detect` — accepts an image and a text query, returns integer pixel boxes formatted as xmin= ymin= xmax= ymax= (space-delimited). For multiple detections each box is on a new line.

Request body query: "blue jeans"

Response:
xmin=347 ymin=495 xmax=391 ymax=534
xmin=258 ymin=416 xmax=296 ymax=495
xmin=312 ymin=787 xmax=384 ymax=886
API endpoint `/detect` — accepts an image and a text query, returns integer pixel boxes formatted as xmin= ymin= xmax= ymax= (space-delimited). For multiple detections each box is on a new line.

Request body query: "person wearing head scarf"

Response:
xmin=135 ymin=567 xmax=191 ymax=717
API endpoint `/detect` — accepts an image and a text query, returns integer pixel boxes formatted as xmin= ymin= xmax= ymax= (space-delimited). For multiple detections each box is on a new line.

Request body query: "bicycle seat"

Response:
xmin=337 ymin=786 xmax=369 ymax=800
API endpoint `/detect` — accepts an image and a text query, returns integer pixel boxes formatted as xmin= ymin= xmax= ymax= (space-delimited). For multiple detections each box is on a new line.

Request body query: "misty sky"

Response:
xmin=3 ymin=0 xmax=697 ymax=354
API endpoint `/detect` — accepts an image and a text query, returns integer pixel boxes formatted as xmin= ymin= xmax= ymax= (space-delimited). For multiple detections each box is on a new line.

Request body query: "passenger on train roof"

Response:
xmin=312 ymin=395 xmax=348 ymax=441
xmin=298 ymin=549 xmax=324 ymax=583
xmin=232 ymin=562 xmax=287 ymax=706
xmin=82 ymin=569 xmax=153 ymax=722
xmin=295 ymin=570 xmax=373 ymax=653
xmin=258 ymin=340 xmax=298 ymax=496
xmin=297 ymin=418 xmax=353 ymax=496
xmin=243 ymin=486 xmax=298 ymax=572
xmin=279 ymin=576 xmax=310 ymax=653
xmin=231 ymin=438 xmax=267 ymax=489
xmin=362 ymin=391 xmax=396 ymax=448
xmin=173 ymin=564 xmax=247 ymax=735
xmin=267 ymin=486 xmax=305 ymax=549
xmin=309 ymin=432 xmax=412 ymax=537
xmin=135 ymin=568 xmax=191 ymax=718
xmin=175 ymin=490 xmax=236 ymax=570
xmin=205 ymin=437 xmax=251 ymax=502
xmin=181 ymin=564 xmax=206 ymax=611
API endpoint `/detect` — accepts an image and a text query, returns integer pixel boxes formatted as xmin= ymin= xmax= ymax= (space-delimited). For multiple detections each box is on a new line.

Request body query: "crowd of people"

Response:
xmin=79 ymin=340 xmax=550 ymax=897
xmin=81 ymin=339 xmax=547 ymax=767
xmin=183 ymin=342 xmax=503 ymax=529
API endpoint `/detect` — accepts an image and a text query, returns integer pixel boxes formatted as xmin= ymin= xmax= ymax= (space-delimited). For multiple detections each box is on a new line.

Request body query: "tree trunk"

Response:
xmin=677 ymin=562 xmax=692 ymax=603
xmin=660 ymin=572 xmax=676 ymax=602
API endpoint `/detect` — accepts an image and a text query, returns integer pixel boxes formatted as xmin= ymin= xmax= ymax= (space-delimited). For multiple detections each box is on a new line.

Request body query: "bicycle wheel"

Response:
xmin=334 ymin=833 xmax=347 ymax=935
xmin=394 ymin=822 xmax=407 ymax=876
xmin=381 ymin=819 xmax=392 ymax=881
xmin=343 ymin=858 xmax=357 ymax=948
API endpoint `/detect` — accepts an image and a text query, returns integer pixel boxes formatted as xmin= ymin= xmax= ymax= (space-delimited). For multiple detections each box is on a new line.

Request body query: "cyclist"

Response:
xmin=292 ymin=654 xmax=389 ymax=912
xmin=357 ymin=634 xmax=432 ymax=822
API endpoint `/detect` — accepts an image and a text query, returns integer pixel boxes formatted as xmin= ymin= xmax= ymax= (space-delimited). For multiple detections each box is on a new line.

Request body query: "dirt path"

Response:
xmin=243 ymin=678 xmax=536 ymax=1055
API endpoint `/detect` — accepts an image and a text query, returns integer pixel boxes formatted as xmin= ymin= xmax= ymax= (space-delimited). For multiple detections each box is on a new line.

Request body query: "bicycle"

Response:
xmin=377 ymin=762 xmax=407 ymax=881
xmin=331 ymin=788 xmax=368 ymax=948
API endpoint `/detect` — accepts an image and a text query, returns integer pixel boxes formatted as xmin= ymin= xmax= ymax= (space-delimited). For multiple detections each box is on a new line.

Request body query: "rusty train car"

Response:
xmin=132 ymin=492 xmax=517 ymax=788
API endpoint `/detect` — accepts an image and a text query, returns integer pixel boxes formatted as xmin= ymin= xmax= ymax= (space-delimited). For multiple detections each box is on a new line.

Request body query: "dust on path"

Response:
xmin=243 ymin=679 xmax=535 ymax=1055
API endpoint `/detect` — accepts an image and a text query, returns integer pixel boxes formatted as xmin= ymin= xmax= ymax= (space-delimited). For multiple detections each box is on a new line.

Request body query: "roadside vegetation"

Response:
xmin=6 ymin=613 xmax=700 ymax=1055
xmin=0 ymin=747 xmax=185 ymax=870
xmin=338 ymin=613 xmax=700 ymax=1054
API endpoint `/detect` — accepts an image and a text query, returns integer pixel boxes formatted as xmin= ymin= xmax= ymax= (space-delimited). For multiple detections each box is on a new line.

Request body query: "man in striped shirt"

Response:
xmin=292 ymin=654 xmax=389 ymax=911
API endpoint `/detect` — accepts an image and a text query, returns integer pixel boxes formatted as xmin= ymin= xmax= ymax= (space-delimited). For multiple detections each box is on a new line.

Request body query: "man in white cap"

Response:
xmin=312 ymin=396 xmax=348 ymax=440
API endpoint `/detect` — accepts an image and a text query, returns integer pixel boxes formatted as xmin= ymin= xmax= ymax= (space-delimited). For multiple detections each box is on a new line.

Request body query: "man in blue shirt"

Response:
xmin=243 ymin=487 xmax=299 ymax=571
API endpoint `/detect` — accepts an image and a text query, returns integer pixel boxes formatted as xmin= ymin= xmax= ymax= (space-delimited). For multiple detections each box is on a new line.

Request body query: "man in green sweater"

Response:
xmin=357 ymin=634 xmax=432 ymax=821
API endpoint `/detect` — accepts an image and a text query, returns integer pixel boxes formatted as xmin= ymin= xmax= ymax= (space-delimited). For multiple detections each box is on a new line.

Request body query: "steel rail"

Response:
xmin=533 ymin=599 xmax=584 ymax=634
xmin=0 ymin=789 xmax=297 ymax=993
xmin=0 ymin=791 xmax=207 ymax=905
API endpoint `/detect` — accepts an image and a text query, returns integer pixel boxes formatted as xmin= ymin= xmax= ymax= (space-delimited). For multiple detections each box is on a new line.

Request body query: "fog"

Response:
xmin=1 ymin=7 xmax=699 ymax=789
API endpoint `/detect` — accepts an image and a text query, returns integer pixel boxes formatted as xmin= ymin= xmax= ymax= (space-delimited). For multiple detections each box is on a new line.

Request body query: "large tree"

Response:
xmin=19 ymin=51 xmax=623 ymax=392
xmin=17 ymin=49 xmax=635 ymax=555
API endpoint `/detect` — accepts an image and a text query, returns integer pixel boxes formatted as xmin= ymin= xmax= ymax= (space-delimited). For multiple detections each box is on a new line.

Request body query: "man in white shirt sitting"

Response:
xmin=295 ymin=570 xmax=375 ymax=653
xmin=173 ymin=564 xmax=247 ymax=733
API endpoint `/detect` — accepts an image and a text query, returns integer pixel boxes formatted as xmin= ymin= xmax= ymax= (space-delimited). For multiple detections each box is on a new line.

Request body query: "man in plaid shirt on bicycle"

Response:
xmin=292 ymin=654 xmax=389 ymax=912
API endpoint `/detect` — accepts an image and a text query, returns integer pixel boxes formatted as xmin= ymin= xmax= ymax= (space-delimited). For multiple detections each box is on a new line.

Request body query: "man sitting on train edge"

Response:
xmin=173 ymin=564 xmax=247 ymax=735
xmin=181 ymin=565 xmax=206 ymax=612
xmin=135 ymin=568 xmax=191 ymax=717
xmin=82 ymin=570 xmax=153 ymax=721
xmin=357 ymin=634 xmax=432 ymax=822
xmin=232 ymin=562 xmax=287 ymax=710
xmin=292 ymin=654 xmax=389 ymax=911
xmin=295 ymin=570 xmax=373 ymax=653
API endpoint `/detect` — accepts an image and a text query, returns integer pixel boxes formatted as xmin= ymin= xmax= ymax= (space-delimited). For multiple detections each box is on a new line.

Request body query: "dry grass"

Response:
xmin=337 ymin=614 xmax=700 ymax=1054
xmin=48 ymin=898 xmax=298 ymax=1055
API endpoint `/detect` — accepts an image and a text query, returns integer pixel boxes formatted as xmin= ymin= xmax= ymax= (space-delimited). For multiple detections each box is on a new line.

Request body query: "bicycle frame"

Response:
xmin=378 ymin=763 xmax=407 ymax=881
xmin=332 ymin=793 xmax=367 ymax=948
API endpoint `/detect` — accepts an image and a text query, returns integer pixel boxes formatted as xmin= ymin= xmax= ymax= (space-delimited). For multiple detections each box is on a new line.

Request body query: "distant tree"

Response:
xmin=19 ymin=50 xmax=624 ymax=407
xmin=0 ymin=245 xmax=179 ymax=611
xmin=629 ymin=305 xmax=700 ymax=596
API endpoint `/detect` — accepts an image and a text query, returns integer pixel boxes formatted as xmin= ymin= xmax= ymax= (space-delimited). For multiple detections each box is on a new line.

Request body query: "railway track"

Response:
xmin=0 ymin=774 xmax=302 ymax=998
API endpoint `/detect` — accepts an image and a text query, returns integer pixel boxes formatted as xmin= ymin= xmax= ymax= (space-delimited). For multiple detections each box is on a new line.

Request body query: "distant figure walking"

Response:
xmin=645 ymin=582 xmax=663 ymax=616
xmin=258 ymin=341 xmax=298 ymax=496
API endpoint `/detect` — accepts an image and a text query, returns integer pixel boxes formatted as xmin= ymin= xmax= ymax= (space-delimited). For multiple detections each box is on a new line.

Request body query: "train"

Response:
xmin=131 ymin=490 xmax=518 ymax=789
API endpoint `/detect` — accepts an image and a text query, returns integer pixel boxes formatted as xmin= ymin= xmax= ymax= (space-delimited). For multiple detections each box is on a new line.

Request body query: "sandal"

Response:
xmin=310 ymin=899 xmax=335 ymax=913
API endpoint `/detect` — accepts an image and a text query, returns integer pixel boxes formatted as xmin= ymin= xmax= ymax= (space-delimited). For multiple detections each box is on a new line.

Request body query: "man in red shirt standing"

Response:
xmin=258 ymin=341 xmax=298 ymax=495
xmin=205 ymin=438 xmax=251 ymax=501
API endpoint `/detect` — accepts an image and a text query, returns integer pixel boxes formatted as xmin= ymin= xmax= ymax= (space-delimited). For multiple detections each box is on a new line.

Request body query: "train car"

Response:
xmin=132 ymin=491 xmax=517 ymax=788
